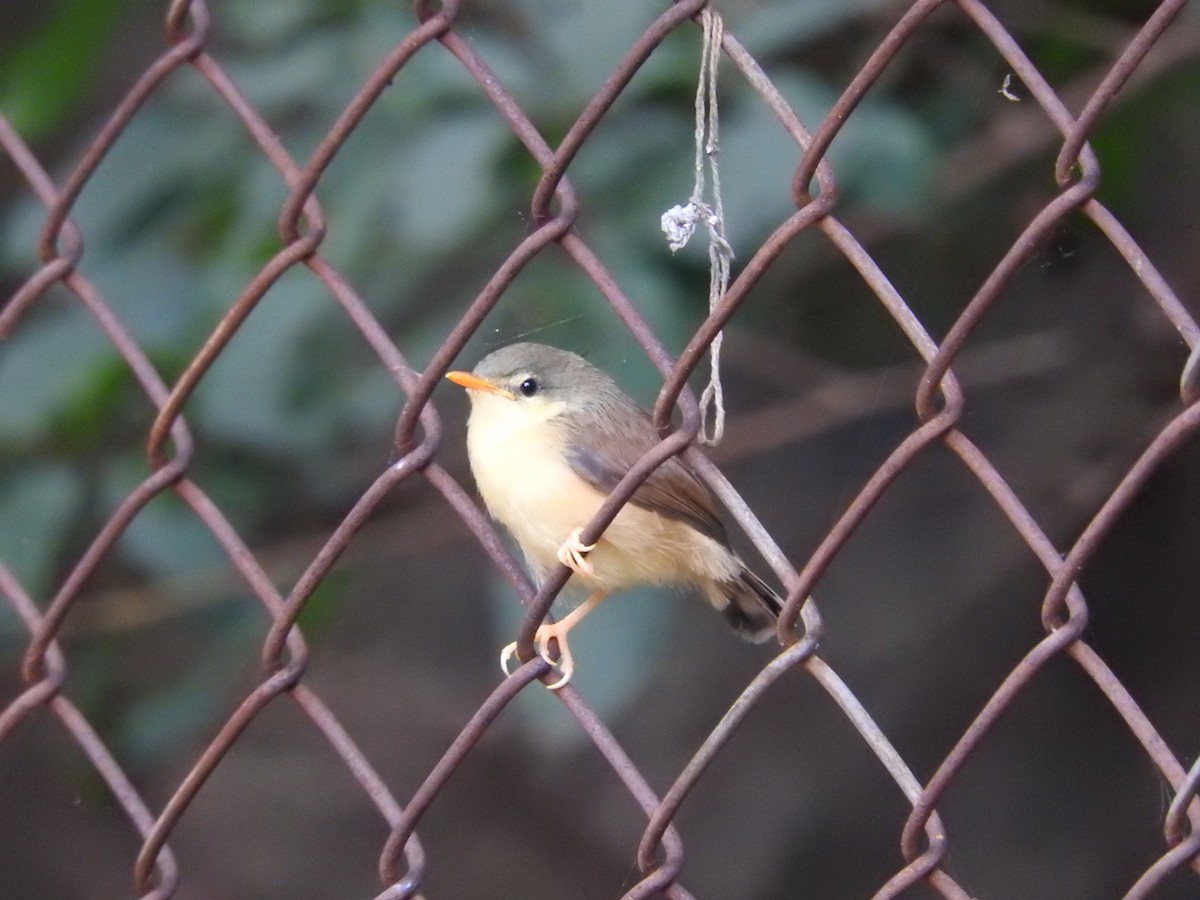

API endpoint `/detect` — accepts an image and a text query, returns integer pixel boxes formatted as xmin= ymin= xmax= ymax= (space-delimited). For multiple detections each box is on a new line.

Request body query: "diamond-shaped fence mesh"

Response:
xmin=2 ymin=0 xmax=1199 ymax=897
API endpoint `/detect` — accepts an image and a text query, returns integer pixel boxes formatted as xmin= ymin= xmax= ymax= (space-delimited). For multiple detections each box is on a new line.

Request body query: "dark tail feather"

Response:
xmin=716 ymin=565 xmax=783 ymax=643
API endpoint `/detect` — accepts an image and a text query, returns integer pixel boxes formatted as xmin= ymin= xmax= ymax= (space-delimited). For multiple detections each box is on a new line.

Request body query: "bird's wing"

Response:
xmin=563 ymin=403 xmax=728 ymax=544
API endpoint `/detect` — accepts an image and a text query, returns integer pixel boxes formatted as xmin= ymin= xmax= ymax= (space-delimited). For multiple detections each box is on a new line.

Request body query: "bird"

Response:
xmin=446 ymin=342 xmax=782 ymax=688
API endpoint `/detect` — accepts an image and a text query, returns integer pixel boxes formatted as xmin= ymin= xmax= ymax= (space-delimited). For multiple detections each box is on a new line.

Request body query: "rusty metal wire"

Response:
xmin=2 ymin=0 xmax=1198 ymax=897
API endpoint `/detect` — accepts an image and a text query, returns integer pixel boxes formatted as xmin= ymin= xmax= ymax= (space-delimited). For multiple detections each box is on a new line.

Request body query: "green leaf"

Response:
xmin=0 ymin=0 xmax=123 ymax=140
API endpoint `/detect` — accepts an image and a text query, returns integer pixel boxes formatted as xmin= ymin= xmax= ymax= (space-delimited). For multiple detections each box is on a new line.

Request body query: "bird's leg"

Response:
xmin=556 ymin=526 xmax=596 ymax=578
xmin=499 ymin=591 xmax=609 ymax=690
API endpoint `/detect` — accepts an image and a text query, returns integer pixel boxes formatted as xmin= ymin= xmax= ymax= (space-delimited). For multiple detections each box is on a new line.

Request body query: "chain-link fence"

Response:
xmin=2 ymin=0 xmax=1199 ymax=897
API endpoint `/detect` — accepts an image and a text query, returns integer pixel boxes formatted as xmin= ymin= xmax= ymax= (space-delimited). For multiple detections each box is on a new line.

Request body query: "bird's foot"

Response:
xmin=556 ymin=526 xmax=596 ymax=578
xmin=500 ymin=622 xmax=575 ymax=690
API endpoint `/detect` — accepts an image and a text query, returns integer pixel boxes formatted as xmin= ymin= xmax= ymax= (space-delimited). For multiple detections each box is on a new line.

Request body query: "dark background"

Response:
xmin=2 ymin=1 xmax=1199 ymax=897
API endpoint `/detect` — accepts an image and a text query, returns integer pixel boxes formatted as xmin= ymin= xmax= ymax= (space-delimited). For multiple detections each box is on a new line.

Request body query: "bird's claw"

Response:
xmin=500 ymin=623 xmax=574 ymax=690
xmin=557 ymin=526 xmax=596 ymax=578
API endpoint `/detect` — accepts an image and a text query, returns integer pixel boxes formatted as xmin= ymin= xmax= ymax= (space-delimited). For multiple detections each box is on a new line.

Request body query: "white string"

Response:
xmin=660 ymin=7 xmax=730 ymax=446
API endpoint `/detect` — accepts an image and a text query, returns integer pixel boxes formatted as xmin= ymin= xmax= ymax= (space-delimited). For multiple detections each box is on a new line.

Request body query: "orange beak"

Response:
xmin=445 ymin=370 xmax=515 ymax=400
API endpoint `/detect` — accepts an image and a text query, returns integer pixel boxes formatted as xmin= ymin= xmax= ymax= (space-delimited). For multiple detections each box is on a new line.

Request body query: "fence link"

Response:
xmin=2 ymin=0 xmax=1199 ymax=897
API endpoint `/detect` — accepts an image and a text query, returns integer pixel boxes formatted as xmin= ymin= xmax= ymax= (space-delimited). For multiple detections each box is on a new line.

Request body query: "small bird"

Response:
xmin=447 ymin=342 xmax=781 ymax=688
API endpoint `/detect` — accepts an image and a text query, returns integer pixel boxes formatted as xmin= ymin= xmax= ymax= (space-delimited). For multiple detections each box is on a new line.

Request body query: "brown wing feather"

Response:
xmin=563 ymin=399 xmax=728 ymax=545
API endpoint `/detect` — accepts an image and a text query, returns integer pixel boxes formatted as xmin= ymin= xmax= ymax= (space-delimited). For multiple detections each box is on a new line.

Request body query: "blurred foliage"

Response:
xmin=0 ymin=0 xmax=924 ymax=600
xmin=0 ymin=0 xmax=122 ymax=140
xmin=1 ymin=0 xmax=1181 ymax=753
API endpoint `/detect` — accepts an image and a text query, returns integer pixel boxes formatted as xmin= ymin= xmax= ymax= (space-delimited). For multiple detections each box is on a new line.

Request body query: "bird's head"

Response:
xmin=446 ymin=342 xmax=616 ymax=432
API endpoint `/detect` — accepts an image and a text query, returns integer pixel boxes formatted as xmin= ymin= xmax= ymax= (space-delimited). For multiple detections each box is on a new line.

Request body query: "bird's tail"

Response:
xmin=714 ymin=565 xmax=783 ymax=643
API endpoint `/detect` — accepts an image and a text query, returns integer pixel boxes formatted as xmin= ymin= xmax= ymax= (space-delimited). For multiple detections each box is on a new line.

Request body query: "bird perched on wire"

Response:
xmin=446 ymin=342 xmax=781 ymax=688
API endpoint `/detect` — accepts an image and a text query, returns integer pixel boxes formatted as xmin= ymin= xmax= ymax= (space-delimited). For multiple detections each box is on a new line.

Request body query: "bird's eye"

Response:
xmin=518 ymin=377 xmax=539 ymax=397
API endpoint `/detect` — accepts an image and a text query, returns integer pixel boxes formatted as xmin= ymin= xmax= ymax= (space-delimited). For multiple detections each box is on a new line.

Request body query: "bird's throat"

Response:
xmin=465 ymin=395 xmax=606 ymax=579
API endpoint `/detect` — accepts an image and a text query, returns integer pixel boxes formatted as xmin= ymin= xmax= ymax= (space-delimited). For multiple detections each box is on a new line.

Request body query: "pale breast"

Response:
xmin=466 ymin=393 xmax=600 ymax=575
xmin=465 ymin=392 xmax=739 ymax=591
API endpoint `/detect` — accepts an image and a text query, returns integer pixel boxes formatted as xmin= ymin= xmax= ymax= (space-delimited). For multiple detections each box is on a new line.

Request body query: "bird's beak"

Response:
xmin=446 ymin=370 xmax=515 ymax=400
